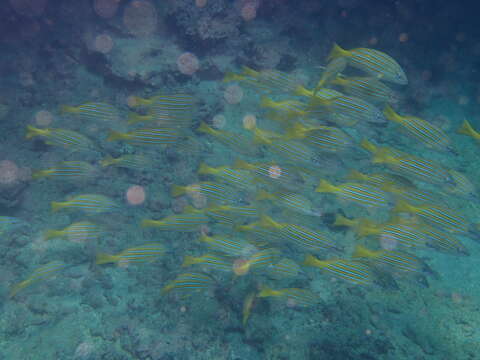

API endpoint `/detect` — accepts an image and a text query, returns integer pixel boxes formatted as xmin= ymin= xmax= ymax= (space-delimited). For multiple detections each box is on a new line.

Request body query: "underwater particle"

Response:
xmin=458 ymin=96 xmax=470 ymax=106
xmin=224 ymin=84 xmax=243 ymax=104
xmin=34 ymin=110 xmax=53 ymax=127
xmin=19 ymin=71 xmax=34 ymax=87
xmin=94 ymin=0 xmax=120 ymax=19
xmin=123 ymin=0 xmax=158 ymax=37
xmin=398 ymin=33 xmax=409 ymax=42
xmin=126 ymin=185 xmax=146 ymax=205
xmin=380 ymin=232 xmax=398 ymax=250
xmin=177 ymin=52 xmax=200 ymax=76
xmin=368 ymin=37 xmax=378 ymax=45
xmin=0 ymin=160 xmax=20 ymax=185
xmin=93 ymin=34 xmax=114 ymax=54
xmin=195 ymin=0 xmax=207 ymax=8
xmin=267 ymin=165 xmax=282 ymax=179
xmin=9 ymin=0 xmax=47 ymax=17
xmin=240 ymin=1 xmax=258 ymax=21
xmin=212 ymin=114 xmax=226 ymax=129
xmin=242 ymin=113 xmax=257 ymax=130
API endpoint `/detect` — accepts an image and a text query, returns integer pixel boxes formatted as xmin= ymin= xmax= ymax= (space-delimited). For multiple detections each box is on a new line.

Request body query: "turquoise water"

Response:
xmin=1 ymin=1 xmax=480 ymax=359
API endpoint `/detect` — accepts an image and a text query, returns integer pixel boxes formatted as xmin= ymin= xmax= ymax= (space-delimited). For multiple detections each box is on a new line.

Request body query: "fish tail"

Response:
xmin=43 ymin=230 xmax=62 ymax=241
xmin=25 ymin=125 xmax=45 ymax=139
xmin=260 ymin=97 xmax=276 ymax=109
xmin=383 ymin=104 xmax=401 ymax=122
xmin=100 ymin=156 xmax=115 ymax=167
xmin=346 ymin=170 xmax=365 ymax=181
xmin=371 ymin=149 xmax=391 ymax=164
xmin=357 ymin=221 xmax=380 ymax=237
xmin=107 ymin=130 xmax=128 ymax=142
xmin=393 ymin=200 xmax=415 ymax=214
xmin=303 ymin=254 xmax=320 ymax=267
xmin=259 ymin=215 xmax=281 ymax=230
xmin=31 ymin=170 xmax=47 ymax=180
xmin=198 ymin=163 xmax=213 ymax=175
xmin=360 ymin=139 xmax=378 ymax=154
xmin=223 ymin=72 xmax=243 ymax=83
xmin=141 ymin=219 xmax=160 ymax=228
xmin=9 ymin=279 xmax=32 ymax=298
xmin=182 ymin=256 xmax=197 ymax=267
xmin=333 ymin=214 xmax=355 ymax=227
xmin=171 ymin=185 xmax=186 ymax=197
xmin=59 ymin=105 xmax=77 ymax=114
xmin=352 ymin=245 xmax=376 ymax=259
xmin=127 ymin=113 xmax=146 ymax=125
xmin=257 ymin=286 xmax=277 ymax=298
xmin=241 ymin=66 xmax=259 ymax=78
xmin=95 ymin=253 xmax=118 ymax=265
xmin=255 ymin=189 xmax=275 ymax=201
xmin=294 ymin=85 xmax=312 ymax=97
xmin=197 ymin=122 xmax=215 ymax=135
xmin=327 ymin=43 xmax=349 ymax=62
xmin=315 ymin=179 xmax=338 ymax=193
xmin=233 ymin=159 xmax=252 ymax=170
xmin=457 ymin=120 xmax=476 ymax=137
xmin=51 ymin=201 xmax=65 ymax=213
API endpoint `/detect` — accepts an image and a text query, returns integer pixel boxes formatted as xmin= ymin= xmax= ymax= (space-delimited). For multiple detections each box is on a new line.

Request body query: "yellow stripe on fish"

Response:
xmin=394 ymin=200 xmax=471 ymax=234
xmin=384 ymin=105 xmax=453 ymax=153
xmin=303 ymin=255 xmax=373 ymax=285
xmin=26 ymin=126 xmax=95 ymax=152
xmin=315 ymin=179 xmax=392 ymax=208
xmin=60 ymin=102 xmax=119 ymax=122
xmin=327 ymin=43 xmax=407 ymax=85
xmin=331 ymin=76 xmax=399 ymax=104
xmin=258 ymin=286 xmax=320 ymax=307
xmin=10 ymin=261 xmax=66 ymax=298
xmin=96 ymin=243 xmax=165 ymax=265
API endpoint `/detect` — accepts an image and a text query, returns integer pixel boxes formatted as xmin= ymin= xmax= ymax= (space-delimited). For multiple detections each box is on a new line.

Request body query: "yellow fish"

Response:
xmin=457 ymin=119 xmax=480 ymax=142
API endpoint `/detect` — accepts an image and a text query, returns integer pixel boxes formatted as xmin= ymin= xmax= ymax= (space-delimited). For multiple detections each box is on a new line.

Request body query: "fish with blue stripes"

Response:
xmin=107 ymin=127 xmax=179 ymax=145
xmin=198 ymin=163 xmax=254 ymax=190
xmin=394 ymin=200 xmax=471 ymax=235
xmin=100 ymin=154 xmax=151 ymax=171
xmin=199 ymin=234 xmax=257 ymax=257
xmin=313 ymin=57 xmax=348 ymax=92
xmin=171 ymin=181 xmax=235 ymax=204
xmin=285 ymin=123 xmax=353 ymax=153
xmin=327 ymin=43 xmax=407 ymax=84
xmin=267 ymin=258 xmax=302 ymax=280
xmin=182 ymin=254 xmax=233 ymax=272
xmin=141 ymin=210 xmax=209 ymax=232
xmin=26 ymin=126 xmax=95 ymax=152
xmin=10 ymin=261 xmax=66 ymax=298
xmin=303 ymin=255 xmax=373 ymax=285
xmin=60 ymin=102 xmax=119 ymax=122
xmin=96 ymin=243 xmax=165 ymax=265
xmin=315 ymin=179 xmax=392 ymax=208
xmin=330 ymin=76 xmax=399 ymax=104
xmin=161 ymin=272 xmax=215 ymax=297
xmin=197 ymin=122 xmax=258 ymax=156
xmin=43 ymin=221 xmax=104 ymax=242
xmin=384 ymin=105 xmax=454 ymax=153
xmin=0 ymin=216 xmax=28 ymax=234
xmin=352 ymin=245 xmax=422 ymax=273
xmin=51 ymin=194 xmax=120 ymax=214
xmin=256 ymin=189 xmax=322 ymax=216
xmin=32 ymin=161 xmax=96 ymax=181
xmin=258 ymin=286 xmax=320 ymax=307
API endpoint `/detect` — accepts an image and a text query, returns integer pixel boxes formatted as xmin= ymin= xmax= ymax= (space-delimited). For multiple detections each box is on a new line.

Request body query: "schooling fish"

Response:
xmin=26 ymin=126 xmax=95 ymax=152
xmin=330 ymin=76 xmax=399 ymax=104
xmin=384 ymin=105 xmax=453 ymax=153
xmin=327 ymin=43 xmax=407 ymax=85
xmin=107 ymin=127 xmax=179 ymax=146
xmin=51 ymin=194 xmax=120 ymax=214
xmin=315 ymin=179 xmax=392 ymax=208
xmin=171 ymin=181 xmax=235 ymax=204
xmin=100 ymin=154 xmax=151 ymax=171
xmin=10 ymin=261 xmax=66 ymax=298
xmin=197 ymin=163 xmax=254 ymax=190
xmin=352 ymin=245 xmax=422 ymax=273
xmin=43 ymin=221 xmax=104 ymax=242
xmin=60 ymin=102 xmax=119 ymax=122
xmin=141 ymin=211 xmax=209 ymax=232
xmin=197 ymin=122 xmax=258 ymax=156
xmin=161 ymin=272 xmax=215 ymax=297
xmin=0 ymin=216 xmax=28 ymax=234
xmin=258 ymin=286 xmax=320 ymax=307
xmin=32 ymin=161 xmax=96 ymax=181
xmin=96 ymin=243 xmax=165 ymax=265
xmin=313 ymin=57 xmax=348 ymax=92
xmin=256 ymin=189 xmax=321 ymax=217
xmin=303 ymin=255 xmax=373 ymax=285
xmin=457 ymin=119 xmax=480 ymax=143
xmin=182 ymin=254 xmax=233 ymax=272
